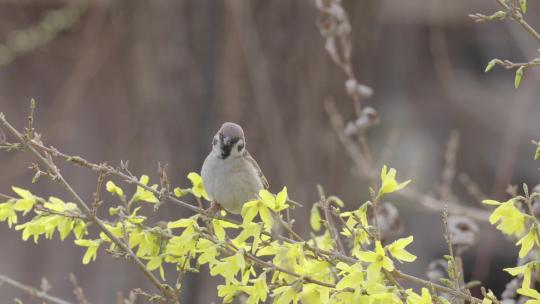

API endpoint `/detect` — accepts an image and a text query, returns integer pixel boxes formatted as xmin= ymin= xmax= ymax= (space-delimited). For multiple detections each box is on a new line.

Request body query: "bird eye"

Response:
xmin=237 ymin=143 xmax=244 ymax=152
xmin=212 ymin=138 xmax=217 ymax=145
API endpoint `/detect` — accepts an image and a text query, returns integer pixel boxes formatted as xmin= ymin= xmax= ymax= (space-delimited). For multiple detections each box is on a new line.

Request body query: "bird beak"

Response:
xmin=220 ymin=137 xmax=232 ymax=159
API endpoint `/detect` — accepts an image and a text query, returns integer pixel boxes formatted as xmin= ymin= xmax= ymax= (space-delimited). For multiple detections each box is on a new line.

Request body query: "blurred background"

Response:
xmin=0 ymin=0 xmax=539 ymax=303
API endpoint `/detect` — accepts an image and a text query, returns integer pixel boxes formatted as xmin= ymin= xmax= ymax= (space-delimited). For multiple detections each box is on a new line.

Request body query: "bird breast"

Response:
xmin=201 ymin=153 xmax=264 ymax=214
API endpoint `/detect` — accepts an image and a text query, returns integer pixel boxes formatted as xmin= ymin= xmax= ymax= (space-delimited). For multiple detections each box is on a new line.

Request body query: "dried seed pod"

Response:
xmin=316 ymin=12 xmax=337 ymax=37
xmin=447 ymin=215 xmax=479 ymax=254
xmin=344 ymin=107 xmax=380 ymax=136
xmin=357 ymin=84 xmax=374 ymax=98
xmin=345 ymin=79 xmax=359 ymax=96
xmin=426 ymin=259 xmax=448 ymax=283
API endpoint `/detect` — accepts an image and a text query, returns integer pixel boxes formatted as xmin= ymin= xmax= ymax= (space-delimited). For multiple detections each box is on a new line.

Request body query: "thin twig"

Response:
xmin=0 ymin=113 xmax=176 ymax=302
xmin=324 ymin=103 xmax=491 ymax=222
xmin=69 ymin=273 xmax=89 ymax=304
xmin=28 ymin=132 xmax=485 ymax=303
xmin=443 ymin=206 xmax=463 ymax=303
xmin=0 ymin=110 xmax=486 ymax=304
xmin=439 ymin=131 xmax=460 ymax=204
xmin=317 ymin=185 xmax=345 ymax=254
xmin=211 ymin=233 xmax=337 ymax=289
xmin=392 ymin=270 xmax=480 ymax=304
xmin=0 ymin=273 xmax=74 ymax=304
xmin=494 ymin=0 xmax=540 ymax=44
xmin=0 ymin=192 xmax=16 ymax=201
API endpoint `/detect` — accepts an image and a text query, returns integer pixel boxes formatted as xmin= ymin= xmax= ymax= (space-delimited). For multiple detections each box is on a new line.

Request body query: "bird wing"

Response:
xmin=245 ymin=150 xmax=269 ymax=189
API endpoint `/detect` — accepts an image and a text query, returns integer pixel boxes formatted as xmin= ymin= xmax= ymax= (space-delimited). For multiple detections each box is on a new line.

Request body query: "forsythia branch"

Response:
xmin=0 ymin=107 xmax=487 ymax=303
xmin=0 ymin=113 xmax=177 ymax=303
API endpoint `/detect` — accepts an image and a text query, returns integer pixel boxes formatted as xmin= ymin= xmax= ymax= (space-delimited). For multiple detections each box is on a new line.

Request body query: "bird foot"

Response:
xmin=207 ymin=201 xmax=222 ymax=215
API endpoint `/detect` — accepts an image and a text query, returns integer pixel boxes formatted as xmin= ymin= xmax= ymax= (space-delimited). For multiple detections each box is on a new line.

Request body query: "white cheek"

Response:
xmin=230 ymin=146 xmax=241 ymax=157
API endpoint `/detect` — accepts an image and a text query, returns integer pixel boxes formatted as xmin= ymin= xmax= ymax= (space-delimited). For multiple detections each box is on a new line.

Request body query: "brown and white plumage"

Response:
xmin=244 ymin=150 xmax=269 ymax=189
xmin=201 ymin=122 xmax=268 ymax=214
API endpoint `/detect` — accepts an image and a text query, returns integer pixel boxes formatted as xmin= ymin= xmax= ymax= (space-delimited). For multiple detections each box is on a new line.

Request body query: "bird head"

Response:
xmin=212 ymin=122 xmax=246 ymax=159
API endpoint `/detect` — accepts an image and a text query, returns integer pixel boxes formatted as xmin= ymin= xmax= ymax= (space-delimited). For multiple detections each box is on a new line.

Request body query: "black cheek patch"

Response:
xmin=237 ymin=144 xmax=244 ymax=152
xmin=220 ymin=140 xmax=232 ymax=159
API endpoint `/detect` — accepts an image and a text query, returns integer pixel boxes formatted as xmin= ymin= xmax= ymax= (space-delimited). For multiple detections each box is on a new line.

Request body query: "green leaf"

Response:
xmin=105 ymin=181 xmax=124 ymax=197
xmin=519 ymin=0 xmax=527 ymax=13
xmin=515 ymin=66 xmax=525 ymax=89
xmin=482 ymin=199 xmax=502 ymax=206
xmin=485 ymin=59 xmax=497 ymax=72
xmin=173 ymin=187 xmax=188 ymax=198
xmin=310 ymin=204 xmax=322 ymax=232
xmin=440 ymin=278 xmax=453 ymax=288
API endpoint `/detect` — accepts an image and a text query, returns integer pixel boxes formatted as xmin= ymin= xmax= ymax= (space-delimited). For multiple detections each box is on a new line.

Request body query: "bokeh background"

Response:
xmin=0 ymin=0 xmax=539 ymax=303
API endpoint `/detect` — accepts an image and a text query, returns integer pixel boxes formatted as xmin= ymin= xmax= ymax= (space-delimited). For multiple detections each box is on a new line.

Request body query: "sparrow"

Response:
xmin=201 ymin=122 xmax=269 ymax=214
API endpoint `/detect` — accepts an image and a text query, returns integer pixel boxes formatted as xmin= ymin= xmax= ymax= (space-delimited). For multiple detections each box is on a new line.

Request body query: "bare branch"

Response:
xmin=0 ymin=273 xmax=74 ymax=304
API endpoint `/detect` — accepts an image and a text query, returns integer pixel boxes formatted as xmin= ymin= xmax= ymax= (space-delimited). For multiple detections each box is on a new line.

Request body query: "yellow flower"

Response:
xmin=406 ymin=288 xmax=432 ymax=304
xmin=357 ymin=241 xmax=394 ymax=279
xmin=241 ymin=188 xmax=289 ymax=230
xmin=387 ymin=236 xmax=417 ymax=263
xmin=259 ymin=187 xmax=289 ymax=212
xmin=245 ymin=272 xmax=269 ymax=303
xmin=131 ymin=175 xmax=159 ymax=203
xmin=242 ymin=198 xmax=273 ymax=229
xmin=516 ymin=227 xmax=539 ymax=258
xmin=310 ymin=204 xmax=322 ymax=232
xmin=335 ymin=262 xmax=364 ymax=290
xmin=517 ymin=287 xmax=540 ymax=304
xmin=481 ymin=290 xmax=497 ymax=304
xmin=483 ymin=199 xmax=526 ymax=236
xmin=504 ymin=262 xmax=533 ymax=290
xmin=378 ymin=165 xmax=411 ymax=197
xmin=187 ymin=172 xmax=210 ymax=201
xmin=74 ymin=239 xmax=101 ymax=264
